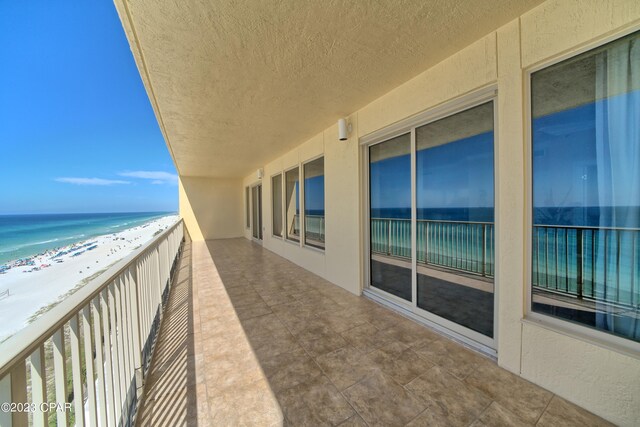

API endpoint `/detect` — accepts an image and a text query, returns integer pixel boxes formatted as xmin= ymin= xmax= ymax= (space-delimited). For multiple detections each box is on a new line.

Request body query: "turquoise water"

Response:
xmin=0 ymin=212 xmax=175 ymax=264
xmin=371 ymin=218 xmax=639 ymax=307
xmin=533 ymin=227 xmax=640 ymax=306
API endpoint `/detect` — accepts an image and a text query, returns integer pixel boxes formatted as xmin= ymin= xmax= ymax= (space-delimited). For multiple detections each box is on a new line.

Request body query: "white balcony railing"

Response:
xmin=0 ymin=219 xmax=184 ymax=427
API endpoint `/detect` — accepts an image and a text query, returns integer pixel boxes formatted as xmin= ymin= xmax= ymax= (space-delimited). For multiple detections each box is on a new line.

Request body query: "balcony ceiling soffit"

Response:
xmin=117 ymin=0 xmax=543 ymax=178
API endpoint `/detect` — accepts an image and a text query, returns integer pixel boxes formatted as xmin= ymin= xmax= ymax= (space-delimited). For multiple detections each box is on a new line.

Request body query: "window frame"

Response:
xmin=524 ymin=26 xmax=640 ymax=358
xmin=271 ymin=172 xmax=284 ymax=239
xmin=359 ymin=86 xmax=499 ymax=355
xmin=284 ymin=164 xmax=302 ymax=244
xmin=245 ymin=186 xmax=250 ymax=229
xmin=302 ymin=155 xmax=326 ymax=251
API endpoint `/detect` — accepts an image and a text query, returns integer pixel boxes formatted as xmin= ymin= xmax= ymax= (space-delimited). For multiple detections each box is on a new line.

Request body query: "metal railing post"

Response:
xmin=387 ymin=219 xmax=392 ymax=256
xmin=425 ymin=222 xmax=429 ymax=264
xmin=481 ymin=224 xmax=486 ymax=277
xmin=577 ymin=229 xmax=583 ymax=299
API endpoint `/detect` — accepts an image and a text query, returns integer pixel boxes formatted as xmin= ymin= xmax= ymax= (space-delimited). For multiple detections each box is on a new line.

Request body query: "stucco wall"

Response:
xmin=236 ymin=1 xmax=640 ymax=425
xmin=242 ymin=118 xmax=361 ymax=295
xmin=516 ymin=2 xmax=640 ymax=426
xmin=180 ymin=176 xmax=244 ymax=240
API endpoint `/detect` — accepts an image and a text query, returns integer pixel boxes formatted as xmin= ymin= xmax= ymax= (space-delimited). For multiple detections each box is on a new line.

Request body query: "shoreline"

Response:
xmin=0 ymin=214 xmax=179 ymax=342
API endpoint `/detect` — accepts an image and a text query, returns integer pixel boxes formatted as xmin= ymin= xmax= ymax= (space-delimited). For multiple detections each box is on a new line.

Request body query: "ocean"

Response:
xmin=368 ymin=206 xmax=639 ymax=307
xmin=0 ymin=212 xmax=175 ymax=265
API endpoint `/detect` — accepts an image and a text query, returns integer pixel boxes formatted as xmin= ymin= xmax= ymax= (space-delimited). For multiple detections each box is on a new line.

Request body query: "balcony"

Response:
xmin=0 ymin=220 xmax=614 ymax=426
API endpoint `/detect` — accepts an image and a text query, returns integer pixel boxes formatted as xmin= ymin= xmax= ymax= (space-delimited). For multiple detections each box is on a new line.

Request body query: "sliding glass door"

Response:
xmin=367 ymin=99 xmax=496 ymax=347
xmin=369 ymin=133 xmax=412 ymax=301
xmin=416 ymin=102 xmax=495 ymax=339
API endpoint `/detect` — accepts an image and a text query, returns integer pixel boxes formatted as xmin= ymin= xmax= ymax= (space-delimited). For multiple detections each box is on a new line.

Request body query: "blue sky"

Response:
xmin=370 ymin=132 xmax=494 ymax=213
xmin=0 ymin=1 xmax=177 ymax=214
xmin=304 ymin=176 xmax=325 ymax=212
xmin=370 ymin=90 xmax=639 ymax=226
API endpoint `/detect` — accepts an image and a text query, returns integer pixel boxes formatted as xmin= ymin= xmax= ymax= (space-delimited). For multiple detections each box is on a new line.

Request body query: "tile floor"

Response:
xmin=136 ymin=237 xmax=612 ymax=427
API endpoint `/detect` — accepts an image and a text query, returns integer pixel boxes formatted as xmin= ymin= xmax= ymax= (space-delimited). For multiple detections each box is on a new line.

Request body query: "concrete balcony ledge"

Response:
xmin=137 ymin=238 xmax=612 ymax=426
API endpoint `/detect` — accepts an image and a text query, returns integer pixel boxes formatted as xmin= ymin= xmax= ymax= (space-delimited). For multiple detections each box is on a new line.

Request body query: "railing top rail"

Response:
xmin=533 ymin=223 xmax=640 ymax=231
xmin=369 ymin=217 xmax=640 ymax=231
xmin=0 ymin=218 xmax=184 ymax=378
xmin=371 ymin=217 xmax=495 ymax=225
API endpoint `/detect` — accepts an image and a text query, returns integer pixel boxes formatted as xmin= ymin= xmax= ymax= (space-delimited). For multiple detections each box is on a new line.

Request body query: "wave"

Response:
xmin=0 ymin=240 xmax=58 ymax=253
xmin=34 ymin=238 xmax=60 ymax=245
xmin=0 ymin=214 xmax=175 ymax=263
xmin=0 ymin=233 xmax=89 ymax=254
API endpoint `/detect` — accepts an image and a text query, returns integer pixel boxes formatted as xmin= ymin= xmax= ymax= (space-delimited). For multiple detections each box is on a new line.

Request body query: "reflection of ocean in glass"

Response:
xmin=369 ymin=134 xmax=412 ymax=301
xmin=531 ymin=29 xmax=640 ymax=342
xmin=369 ymin=208 xmax=495 ymax=277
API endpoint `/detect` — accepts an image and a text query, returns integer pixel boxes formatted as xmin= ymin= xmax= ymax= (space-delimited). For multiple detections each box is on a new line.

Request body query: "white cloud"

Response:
xmin=55 ymin=177 xmax=130 ymax=186
xmin=118 ymin=171 xmax=178 ymax=185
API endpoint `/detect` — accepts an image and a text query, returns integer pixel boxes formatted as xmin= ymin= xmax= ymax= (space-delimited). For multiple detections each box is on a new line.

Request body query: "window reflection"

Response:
xmin=369 ymin=133 xmax=412 ymax=301
xmin=285 ymin=168 xmax=300 ymax=242
xmin=416 ymin=102 xmax=495 ymax=337
xmin=531 ymin=31 xmax=640 ymax=343
xmin=272 ymin=174 xmax=283 ymax=237
xmin=304 ymin=158 xmax=325 ymax=249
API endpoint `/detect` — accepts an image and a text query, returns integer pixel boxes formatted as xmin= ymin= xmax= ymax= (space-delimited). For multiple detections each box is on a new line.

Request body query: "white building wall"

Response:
xmin=240 ymin=1 xmax=640 ymax=425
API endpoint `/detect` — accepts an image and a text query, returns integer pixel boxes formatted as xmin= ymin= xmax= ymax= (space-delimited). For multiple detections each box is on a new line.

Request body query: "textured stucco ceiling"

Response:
xmin=115 ymin=0 xmax=543 ymax=178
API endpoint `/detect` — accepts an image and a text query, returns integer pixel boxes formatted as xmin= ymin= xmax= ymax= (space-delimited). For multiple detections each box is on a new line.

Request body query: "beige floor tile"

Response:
xmin=343 ymin=370 xmax=427 ymax=427
xmin=208 ymin=378 xmax=283 ymax=426
xmin=340 ymin=322 xmax=395 ymax=354
xmin=470 ymin=401 xmax=531 ymax=427
xmin=337 ymin=414 xmax=369 ymax=426
xmin=234 ymin=301 xmax=273 ymax=320
xmin=259 ymin=345 xmax=310 ymax=378
xmin=268 ymin=356 xmax=324 ymax=393
xmin=315 ymin=345 xmax=379 ymax=391
xmin=405 ymin=366 xmax=491 ymax=426
xmin=365 ymin=341 xmax=434 ymax=385
xmin=413 ymin=338 xmax=490 ymax=380
xmin=380 ymin=319 xmax=442 ymax=348
xmin=464 ymin=362 xmax=552 ymax=424
xmin=278 ymin=375 xmax=355 ymax=426
xmin=536 ymin=396 xmax=614 ymax=427
xmin=141 ymin=238 xmax=611 ymax=427
xmin=299 ymin=331 xmax=348 ymax=357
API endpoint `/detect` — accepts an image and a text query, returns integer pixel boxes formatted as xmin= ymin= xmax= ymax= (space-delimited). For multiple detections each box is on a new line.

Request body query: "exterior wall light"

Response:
xmin=338 ymin=118 xmax=352 ymax=141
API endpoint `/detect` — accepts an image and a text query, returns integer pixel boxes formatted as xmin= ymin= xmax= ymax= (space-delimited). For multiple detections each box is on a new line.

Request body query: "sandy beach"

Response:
xmin=0 ymin=215 xmax=179 ymax=342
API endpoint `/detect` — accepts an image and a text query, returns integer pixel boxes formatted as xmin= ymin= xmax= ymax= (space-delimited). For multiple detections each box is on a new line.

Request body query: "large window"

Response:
xmin=303 ymin=157 xmax=325 ymax=250
xmin=530 ymin=31 xmax=640 ymax=343
xmin=272 ymin=174 xmax=283 ymax=237
xmin=285 ymin=167 xmax=300 ymax=242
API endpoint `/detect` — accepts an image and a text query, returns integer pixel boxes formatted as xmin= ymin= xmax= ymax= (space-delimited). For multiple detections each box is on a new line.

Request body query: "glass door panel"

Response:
xmin=415 ymin=102 xmax=495 ymax=337
xmin=369 ymin=133 xmax=412 ymax=301
xmin=258 ymin=184 xmax=263 ymax=240
xmin=251 ymin=185 xmax=262 ymax=240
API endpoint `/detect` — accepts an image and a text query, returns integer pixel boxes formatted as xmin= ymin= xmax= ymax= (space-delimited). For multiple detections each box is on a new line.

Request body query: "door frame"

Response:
xmin=360 ymin=85 xmax=499 ymax=355
xmin=250 ymin=182 xmax=263 ymax=243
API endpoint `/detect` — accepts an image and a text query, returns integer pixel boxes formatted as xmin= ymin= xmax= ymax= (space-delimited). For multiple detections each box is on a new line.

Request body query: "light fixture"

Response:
xmin=338 ymin=118 xmax=352 ymax=141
